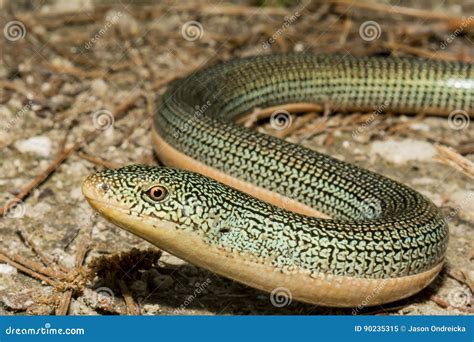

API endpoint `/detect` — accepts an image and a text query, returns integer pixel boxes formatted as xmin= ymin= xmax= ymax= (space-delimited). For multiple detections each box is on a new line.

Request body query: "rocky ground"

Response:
xmin=0 ymin=0 xmax=472 ymax=315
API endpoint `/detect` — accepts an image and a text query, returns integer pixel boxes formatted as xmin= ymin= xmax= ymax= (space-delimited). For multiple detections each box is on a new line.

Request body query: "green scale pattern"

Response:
xmin=147 ymin=54 xmax=471 ymax=278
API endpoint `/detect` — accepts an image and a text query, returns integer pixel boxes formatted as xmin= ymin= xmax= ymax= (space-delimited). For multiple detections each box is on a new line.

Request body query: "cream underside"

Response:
xmin=89 ymin=197 xmax=442 ymax=307
xmin=144 ymin=126 xmax=443 ymax=307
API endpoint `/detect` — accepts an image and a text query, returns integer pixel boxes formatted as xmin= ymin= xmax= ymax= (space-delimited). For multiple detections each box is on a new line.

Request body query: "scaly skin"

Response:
xmin=83 ymin=54 xmax=473 ymax=307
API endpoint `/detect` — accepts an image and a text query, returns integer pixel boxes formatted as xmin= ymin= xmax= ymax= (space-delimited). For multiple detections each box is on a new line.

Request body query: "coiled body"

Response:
xmin=84 ymin=54 xmax=473 ymax=306
xmin=155 ymin=54 xmax=473 ymax=275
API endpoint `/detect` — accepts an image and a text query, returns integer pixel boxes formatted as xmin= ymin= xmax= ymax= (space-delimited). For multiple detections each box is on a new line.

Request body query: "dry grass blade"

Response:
xmin=330 ymin=0 xmax=471 ymax=23
xmin=434 ymin=145 xmax=474 ymax=179
xmin=118 ymin=280 xmax=140 ymax=315
xmin=0 ymin=253 xmax=57 ymax=287
xmin=78 ymin=152 xmax=122 ymax=169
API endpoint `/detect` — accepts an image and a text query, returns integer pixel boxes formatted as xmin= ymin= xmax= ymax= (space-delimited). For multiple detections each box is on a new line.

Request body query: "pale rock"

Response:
xmin=90 ymin=79 xmax=108 ymax=97
xmin=0 ymin=263 xmax=17 ymax=275
xmin=26 ymin=75 xmax=35 ymax=85
xmin=55 ymin=180 xmax=64 ymax=189
xmin=41 ymin=0 xmax=93 ymax=14
xmin=14 ymin=136 xmax=52 ymax=157
xmin=41 ymin=82 xmax=52 ymax=93
xmin=371 ymin=139 xmax=436 ymax=164
xmin=294 ymin=43 xmax=304 ymax=52
xmin=161 ymin=252 xmax=187 ymax=266
xmin=409 ymin=123 xmax=430 ymax=131
xmin=59 ymin=253 xmax=76 ymax=269
xmin=70 ymin=187 xmax=83 ymax=201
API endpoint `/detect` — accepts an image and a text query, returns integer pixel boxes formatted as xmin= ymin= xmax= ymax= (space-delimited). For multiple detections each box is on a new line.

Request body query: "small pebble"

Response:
xmin=409 ymin=123 xmax=430 ymax=131
xmin=0 ymin=264 xmax=17 ymax=275
xmin=14 ymin=136 xmax=52 ymax=157
xmin=370 ymin=139 xmax=436 ymax=164
xmin=90 ymin=79 xmax=108 ymax=97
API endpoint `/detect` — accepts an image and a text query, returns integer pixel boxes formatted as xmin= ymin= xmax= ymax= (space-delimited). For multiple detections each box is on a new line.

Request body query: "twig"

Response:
xmin=56 ymin=229 xmax=91 ymax=316
xmin=457 ymin=142 xmax=474 ymax=156
xmin=118 ymin=280 xmax=140 ymax=315
xmin=56 ymin=291 xmax=73 ymax=316
xmin=362 ymin=303 xmax=410 ymax=315
xmin=0 ymin=144 xmax=79 ymax=217
xmin=78 ymin=152 xmax=122 ymax=169
xmin=461 ymin=270 xmax=474 ymax=293
xmin=42 ymin=62 xmax=105 ymax=79
xmin=200 ymin=4 xmax=289 ymax=16
xmin=382 ymin=42 xmax=473 ymax=63
xmin=237 ymin=103 xmax=324 ymax=127
xmin=338 ymin=18 xmax=353 ymax=45
xmin=446 ymin=269 xmax=467 ymax=285
xmin=430 ymin=295 xmax=450 ymax=308
xmin=7 ymin=253 xmax=66 ymax=281
xmin=275 ymin=112 xmax=318 ymax=139
xmin=0 ymin=93 xmax=143 ymax=216
xmin=74 ymin=230 xmax=91 ymax=268
xmin=0 ymin=253 xmax=57 ymax=287
xmin=0 ymin=80 xmax=46 ymax=103
xmin=21 ymin=16 xmax=94 ymax=67
xmin=16 ymin=229 xmax=69 ymax=274
xmin=434 ymin=144 xmax=474 ymax=179
xmin=388 ymin=114 xmax=426 ymax=133
xmin=430 ymin=295 xmax=474 ymax=313
xmin=330 ymin=0 xmax=471 ymax=23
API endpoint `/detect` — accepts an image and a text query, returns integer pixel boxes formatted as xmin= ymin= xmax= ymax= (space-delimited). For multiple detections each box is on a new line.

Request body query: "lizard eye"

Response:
xmin=146 ymin=185 xmax=168 ymax=202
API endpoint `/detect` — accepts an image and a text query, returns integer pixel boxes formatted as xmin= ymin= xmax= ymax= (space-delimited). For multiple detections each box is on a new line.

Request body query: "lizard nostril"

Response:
xmin=97 ymin=183 xmax=109 ymax=192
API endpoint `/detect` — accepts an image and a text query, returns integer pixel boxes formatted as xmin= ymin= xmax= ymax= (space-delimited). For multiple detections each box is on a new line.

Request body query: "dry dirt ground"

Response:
xmin=0 ymin=0 xmax=473 ymax=315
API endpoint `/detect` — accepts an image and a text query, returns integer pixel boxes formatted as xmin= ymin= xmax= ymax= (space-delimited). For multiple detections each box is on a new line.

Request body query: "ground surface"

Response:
xmin=0 ymin=0 xmax=473 ymax=315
